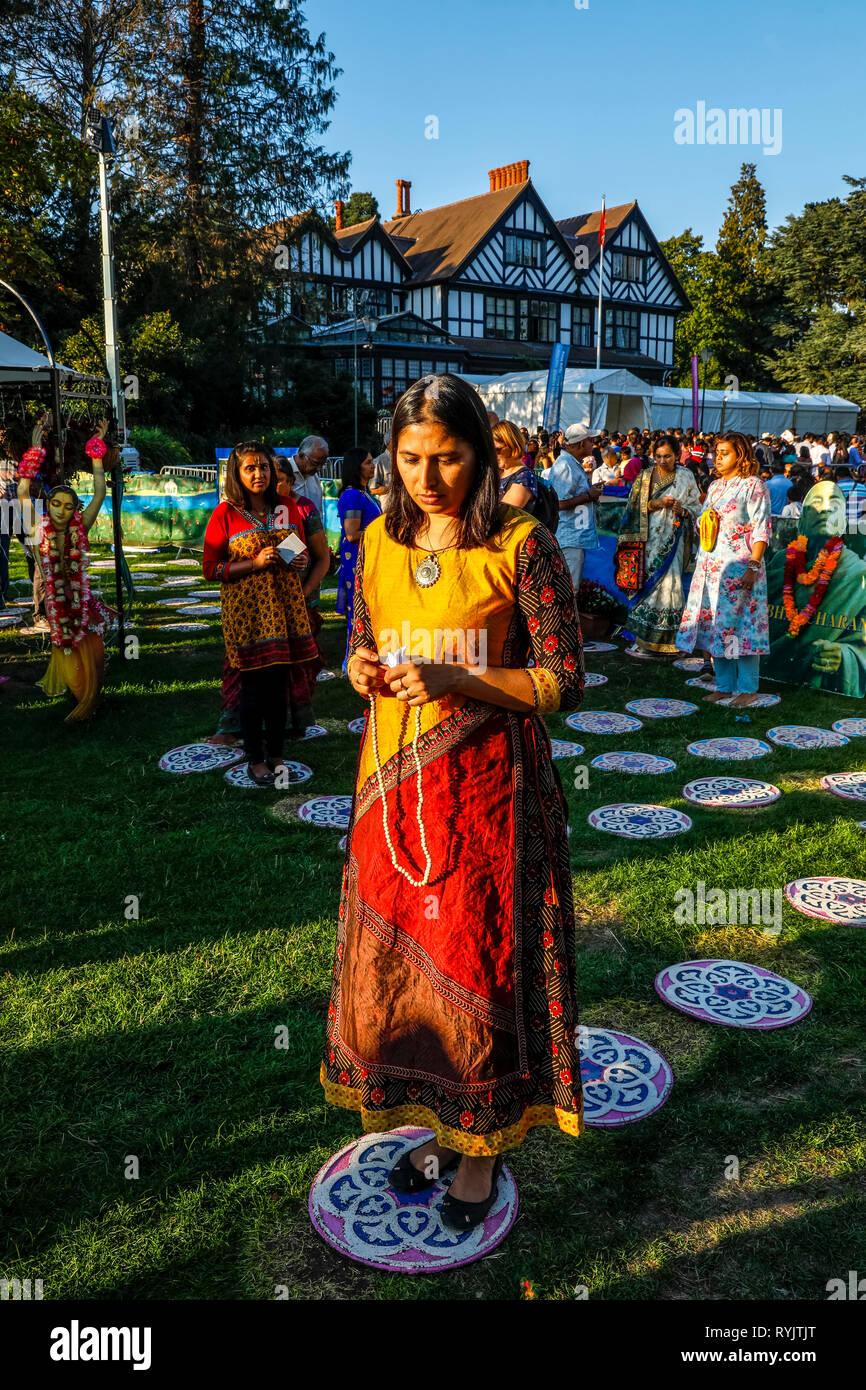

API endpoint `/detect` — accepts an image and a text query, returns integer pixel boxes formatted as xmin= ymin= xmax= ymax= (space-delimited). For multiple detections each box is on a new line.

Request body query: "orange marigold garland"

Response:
xmin=782 ymin=534 xmax=843 ymax=637
xmin=39 ymin=508 xmax=93 ymax=650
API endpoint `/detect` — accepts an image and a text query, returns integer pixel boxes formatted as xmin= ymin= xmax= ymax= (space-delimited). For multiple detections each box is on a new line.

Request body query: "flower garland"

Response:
xmin=39 ymin=508 xmax=92 ymax=650
xmin=18 ymin=446 xmax=46 ymax=480
xmin=782 ymin=534 xmax=844 ymax=637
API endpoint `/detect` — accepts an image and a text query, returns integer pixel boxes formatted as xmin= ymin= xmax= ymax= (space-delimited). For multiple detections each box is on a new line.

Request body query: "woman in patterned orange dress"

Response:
xmin=323 ymin=375 xmax=585 ymax=1233
xmin=203 ymin=442 xmax=321 ymax=786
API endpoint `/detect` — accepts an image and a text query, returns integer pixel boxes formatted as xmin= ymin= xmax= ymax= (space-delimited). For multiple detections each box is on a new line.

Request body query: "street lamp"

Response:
xmin=352 ymin=293 xmax=379 ymax=444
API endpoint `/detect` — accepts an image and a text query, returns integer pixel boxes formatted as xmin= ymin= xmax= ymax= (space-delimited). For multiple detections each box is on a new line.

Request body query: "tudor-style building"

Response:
xmin=261 ymin=161 xmax=689 ymax=408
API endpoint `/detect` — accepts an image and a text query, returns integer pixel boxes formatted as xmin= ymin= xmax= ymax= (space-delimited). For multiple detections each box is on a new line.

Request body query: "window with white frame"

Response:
xmin=485 ymin=296 xmax=516 ymax=339
xmin=604 ymin=307 xmax=640 ymax=351
xmin=610 ymin=252 xmax=645 ymax=284
xmin=571 ymin=305 xmax=594 ymax=347
xmin=504 ymin=233 xmax=546 ymax=270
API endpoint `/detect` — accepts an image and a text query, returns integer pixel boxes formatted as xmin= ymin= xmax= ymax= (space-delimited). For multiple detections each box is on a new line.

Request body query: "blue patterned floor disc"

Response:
xmin=0 ymin=614 xmax=20 ymax=628
xmin=582 ymin=641 xmax=618 ymax=653
xmin=576 ymin=1027 xmax=673 ymax=1126
xmin=298 ymin=795 xmax=352 ymax=828
xmin=625 ymin=698 xmax=698 ymax=719
xmin=686 ymin=737 xmax=772 ymax=760
xmin=224 ymin=761 xmax=312 ymax=789
xmin=161 ymin=576 xmax=198 ymax=586
xmin=590 ymin=752 xmax=677 ymax=774
xmin=338 ymin=834 xmax=348 ymax=851
xmin=655 ymin=960 xmax=812 ymax=1029
xmin=187 ymin=590 xmax=221 ymax=600
xmin=308 ymin=1127 xmax=518 ymax=1272
xmin=767 ymin=725 xmax=848 ymax=750
xmin=785 ymin=877 xmax=866 ymax=926
xmin=317 ymin=669 xmax=337 ymax=681
xmin=128 ymin=571 xmax=158 ymax=579
xmin=685 ymin=676 xmax=718 ymax=691
xmin=301 ymin=724 xmax=328 ymax=739
xmin=178 ymin=604 xmax=221 ymax=616
xmin=159 ymin=622 xmax=210 ymax=632
xmin=158 ymin=598 xmax=191 ymax=607
xmin=566 ymin=711 xmax=643 ymax=734
xmin=682 ymin=776 xmax=782 ymax=808
xmin=821 ymin=772 xmax=866 ymax=802
xmin=549 ymin=739 xmax=585 ymax=758
xmin=158 ymin=743 xmax=245 ymax=774
xmin=588 ymin=803 xmax=692 ymax=838
xmin=717 ymin=693 xmax=781 ymax=708
xmin=583 ymin=672 xmax=608 ymax=687
xmin=347 ymin=718 xmax=367 ymax=734
xmin=130 ymin=584 xmax=159 ymax=592
xmin=674 ymin=657 xmax=707 ymax=672
xmin=831 ymin=718 xmax=866 ymax=738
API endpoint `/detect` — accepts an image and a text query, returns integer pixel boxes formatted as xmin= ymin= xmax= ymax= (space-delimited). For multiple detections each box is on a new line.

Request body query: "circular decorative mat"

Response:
xmin=299 ymin=724 xmax=328 ymax=739
xmin=625 ymin=698 xmax=698 ymax=719
xmin=308 ymin=1127 xmax=518 ymax=1272
xmin=582 ymin=641 xmax=618 ymax=653
xmin=831 ymin=718 xmax=866 ymax=738
xmin=577 ymin=1026 xmax=673 ymax=1126
xmin=128 ymin=571 xmax=158 ymax=579
xmin=161 ymin=576 xmax=199 ymax=586
xmin=158 ymin=742 xmax=245 ymax=774
xmin=655 ymin=960 xmax=812 ymax=1029
xmin=624 ymin=645 xmax=655 ymax=660
xmin=686 ymin=737 xmax=772 ymax=761
xmin=590 ymin=751 xmax=677 ymax=774
xmin=717 ymin=692 xmax=781 ymax=708
xmin=583 ymin=672 xmax=608 ymax=687
xmin=347 ymin=717 xmax=367 ymax=735
xmin=673 ymin=657 xmax=708 ymax=672
xmin=159 ymin=622 xmax=210 ymax=632
xmin=820 ymin=772 xmax=866 ymax=802
xmin=317 ymin=669 xmax=337 ymax=681
xmin=177 ymin=604 xmax=221 ymax=616
xmin=187 ymin=589 xmax=221 ymax=598
xmin=225 ymin=760 xmax=312 ymax=789
xmin=566 ymin=711 xmax=643 ymax=735
xmin=588 ymin=803 xmax=692 ymax=838
xmin=159 ymin=598 xmax=192 ymax=608
xmin=685 ymin=676 xmax=718 ymax=691
xmin=549 ymin=739 xmax=584 ymax=759
xmin=298 ymin=795 xmax=352 ymax=828
xmin=131 ymin=584 xmax=159 ymax=592
xmin=682 ymin=776 xmax=782 ymax=809
xmin=784 ymin=877 xmax=866 ymax=926
xmin=767 ymin=725 xmax=848 ymax=750
xmin=0 ymin=613 xmax=21 ymax=628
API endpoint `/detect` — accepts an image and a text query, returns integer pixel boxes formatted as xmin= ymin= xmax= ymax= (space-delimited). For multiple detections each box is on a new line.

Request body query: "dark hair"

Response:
xmin=653 ymin=434 xmax=679 ymax=459
xmin=224 ymin=440 xmax=281 ymax=509
xmin=786 ymin=475 xmax=812 ymax=504
xmin=386 ymin=374 xmax=501 ymax=548
xmin=340 ymin=446 xmax=370 ymax=494
xmin=273 ymin=454 xmax=292 ymax=479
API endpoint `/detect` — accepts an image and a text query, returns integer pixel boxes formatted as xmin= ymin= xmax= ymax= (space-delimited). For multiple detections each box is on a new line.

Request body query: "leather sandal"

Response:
xmin=388 ymin=1144 xmax=460 ymax=1194
xmin=440 ymin=1155 xmax=504 ymax=1231
xmin=247 ymin=764 xmax=275 ymax=787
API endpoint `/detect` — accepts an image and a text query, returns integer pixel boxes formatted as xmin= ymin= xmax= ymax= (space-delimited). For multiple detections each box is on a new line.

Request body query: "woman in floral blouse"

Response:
xmin=676 ymin=432 xmax=771 ymax=707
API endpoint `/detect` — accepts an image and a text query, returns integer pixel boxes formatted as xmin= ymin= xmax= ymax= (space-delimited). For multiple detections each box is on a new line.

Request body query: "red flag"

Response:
xmin=598 ymin=200 xmax=606 ymax=247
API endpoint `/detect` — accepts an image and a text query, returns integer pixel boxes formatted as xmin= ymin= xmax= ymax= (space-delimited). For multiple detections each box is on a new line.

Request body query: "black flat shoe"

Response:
xmin=389 ymin=1144 xmax=460 ymax=1194
xmin=247 ymin=764 xmax=275 ymax=787
xmin=440 ymin=1155 xmax=504 ymax=1231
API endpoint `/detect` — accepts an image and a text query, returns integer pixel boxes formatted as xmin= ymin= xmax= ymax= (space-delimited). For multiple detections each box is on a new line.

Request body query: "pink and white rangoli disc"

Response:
xmin=767 ymin=725 xmax=848 ymax=750
xmin=682 ymin=776 xmax=782 ymax=809
xmin=784 ymin=877 xmax=866 ymax=926
xmin=583 ymin=672 xmax=608 ymax=687
xmin=582 ymin=641 xmax=618 ymax=653
xmin=158 ymin=742 xmax=245 ymax=774
xmin=590 ymin=752 xmax=676 ymax=774
xmin=716 ymin=693 xmax=781 ymax=708
xmin=577 ymin=1027 xmax=673 ymax=1126
xmin=820 ymin=772 xmax=866 ymax=802
xmin=566 ymin=711 xmax=643 ymax=735
xmin=161 ymin=576 xmax=198 ymax=586
xmin=625 ymin=698 xmax=698 ymax=719
xmin=347 ymin=718 xmax=367 ymax=734
xmin=588 ymin=803 xmax=692 ymax=838
xmin=685 ymin=676 xmax=718 ymax=691
xmin=224 ymin=761 xmax=312 ymax=789
xmin=298 ymin=795 xmax=352 ymax=828
xmin=549 ymin=739 xmax=584 ymax=758
xmin=686 ymin=737 xmax=772 ymax=761
xmin=655 ymin=960 xmax=812 ymax=1029
xmin=308 ymin=1127 xmax=518 ymax=1272
xmin=832 ymin=719 xmax=866 ymax=738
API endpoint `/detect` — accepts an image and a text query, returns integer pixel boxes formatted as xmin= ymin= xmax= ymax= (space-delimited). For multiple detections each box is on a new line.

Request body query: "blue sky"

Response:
xmin=305 ymin=0 xmax=864 ymax=248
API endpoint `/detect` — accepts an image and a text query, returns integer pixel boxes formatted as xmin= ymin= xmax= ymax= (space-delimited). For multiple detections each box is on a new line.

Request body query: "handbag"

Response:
xmin=614 ymin=538 xmax=646 ymax=594
xmin=698 ymin=508 xmax=720 ymax=552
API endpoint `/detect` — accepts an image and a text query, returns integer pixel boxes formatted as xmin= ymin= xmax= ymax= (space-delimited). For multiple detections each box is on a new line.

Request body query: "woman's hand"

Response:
xmin=289 ymin=551 xmax=309 ymax=571
xmin=386 ymin=659 xmax=463 ymax=706
xmin=348 ymin=646 xmax=389 ymax=698
xmin=252 ymin=546 xmax=280 ymax=571
xmin=739 ymin=566 xmax=758 ymax=590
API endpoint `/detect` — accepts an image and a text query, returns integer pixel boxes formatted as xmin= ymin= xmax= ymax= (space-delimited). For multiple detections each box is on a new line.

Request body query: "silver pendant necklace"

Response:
xmin=413 ymin=527 xmax=458 ymax=588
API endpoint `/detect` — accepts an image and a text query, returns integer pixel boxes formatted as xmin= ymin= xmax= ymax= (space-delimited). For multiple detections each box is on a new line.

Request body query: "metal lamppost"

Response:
xmin=352 ymin=290 xmax=368 ymax=446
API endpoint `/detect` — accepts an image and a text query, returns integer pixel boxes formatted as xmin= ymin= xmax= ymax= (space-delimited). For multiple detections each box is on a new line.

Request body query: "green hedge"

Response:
xmin=128 ymin=426 xmax=195 ymax=473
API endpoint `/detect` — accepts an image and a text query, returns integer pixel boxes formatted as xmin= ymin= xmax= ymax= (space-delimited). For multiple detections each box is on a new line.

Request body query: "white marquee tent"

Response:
xmin=0 ymin=328 xmax=74 ymax=384
xmin=462 ymin=367 xmax=653 ymax=433
xmin=649 ymin=386 xmax=860 ymax=436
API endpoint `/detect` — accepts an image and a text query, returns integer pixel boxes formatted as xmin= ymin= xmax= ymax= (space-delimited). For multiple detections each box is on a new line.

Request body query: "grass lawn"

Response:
xmin=1 ymin=544 xmax=864 ymax=1302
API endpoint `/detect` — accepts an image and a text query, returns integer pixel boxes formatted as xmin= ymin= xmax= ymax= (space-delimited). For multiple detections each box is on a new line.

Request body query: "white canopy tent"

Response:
xmin=0 ymin=328 xmax=76 ymax=384
xmin=464 ymin=367 xmax=653 ymax=433
xmin=649 ymin=385 xmax=860 ymax=436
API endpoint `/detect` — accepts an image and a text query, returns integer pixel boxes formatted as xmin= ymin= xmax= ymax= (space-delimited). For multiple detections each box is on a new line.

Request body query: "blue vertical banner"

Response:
xmin=541 ymin=342 xmax=569 ymax=432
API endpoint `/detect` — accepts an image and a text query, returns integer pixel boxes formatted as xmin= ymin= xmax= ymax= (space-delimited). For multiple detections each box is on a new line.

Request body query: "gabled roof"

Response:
xmin=382 ymin=181 xmax=529 ymax=284
xmin=260 ymin=209 xmax=412 ymax=276
xmin=332 ymin=216 xmax=379 ymax=253
xmin=555 ymin=202 xmax=636 ymax=264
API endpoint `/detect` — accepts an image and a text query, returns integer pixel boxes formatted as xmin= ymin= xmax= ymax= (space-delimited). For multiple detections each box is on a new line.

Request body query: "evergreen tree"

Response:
xmin=328 ymin=191 xmax=378 ymax=232
xmin=707 ymin=162 xmax=780 ymax=390
xmin=658 ymin=229 xmax=720 ymax=387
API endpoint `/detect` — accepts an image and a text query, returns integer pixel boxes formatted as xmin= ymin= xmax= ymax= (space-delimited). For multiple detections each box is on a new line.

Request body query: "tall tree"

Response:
xmin=707 ymin=162 xmax=780 ymax=390
xmin=658 ymin=229 xmax=721 ymax=387
xmin=328 ymin=190 xmax=379 ymax=232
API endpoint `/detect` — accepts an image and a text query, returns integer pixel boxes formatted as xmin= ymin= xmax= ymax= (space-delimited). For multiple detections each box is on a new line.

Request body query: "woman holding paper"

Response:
xmin=323 ymin=374 xmax=585 ymax=1236
xmin=202 ymin=442 xmax=321 ymax=785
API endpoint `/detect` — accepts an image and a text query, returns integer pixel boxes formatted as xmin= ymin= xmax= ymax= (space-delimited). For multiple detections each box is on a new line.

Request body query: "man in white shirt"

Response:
xmin=547 ymin=422 xmax=603 ymax=591
xmin=805 ymin=434 xmax=830 ymax=470
xmin=592 ymin=449 xmax=621 ymax=485
xmin=290 ymin=435 xmax=329 ymax=513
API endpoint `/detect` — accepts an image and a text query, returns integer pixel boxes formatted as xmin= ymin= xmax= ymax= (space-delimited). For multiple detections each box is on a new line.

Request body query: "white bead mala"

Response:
xmin=368 ymin=692 xmax=433 ymax=888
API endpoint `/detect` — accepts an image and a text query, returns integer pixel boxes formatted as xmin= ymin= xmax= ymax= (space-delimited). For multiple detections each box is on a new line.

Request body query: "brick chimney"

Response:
xmin=334 ymin=200 xmax=344 ymax=231
xmin=394 ymin=179 xmax=406 ymax=218
xmin=402 ymin=180 xmax=412 ymax=215
xmin=488 ymin=161 xmax=530 ymax=191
